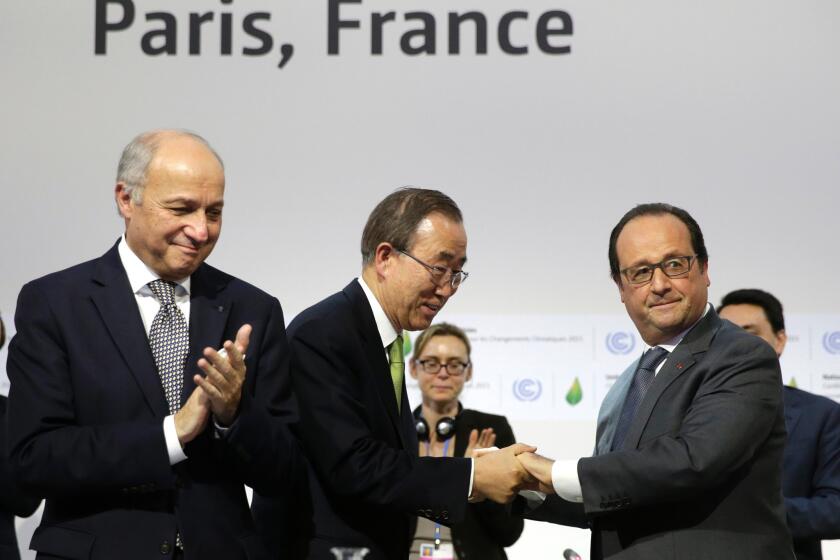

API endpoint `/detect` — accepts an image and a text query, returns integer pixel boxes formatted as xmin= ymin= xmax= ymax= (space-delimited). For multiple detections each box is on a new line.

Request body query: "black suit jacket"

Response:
xmin=1 ymin=396 xmax=41 ymax=560
xmin=782 ymin=386 xmax=840 ymax=560
xmin=6 ymin=243 xmax=298 ymax=560
xmin=269 ymin=280 xmax=471 ymax=559
xmin=409 ymin=407 xmax=523 ymax=560
xmin=526 ymin=309 xmax=795 ymax=559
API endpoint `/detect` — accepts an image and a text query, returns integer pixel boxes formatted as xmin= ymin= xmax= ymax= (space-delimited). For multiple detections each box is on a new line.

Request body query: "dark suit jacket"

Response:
xmin=526 ymin=309 xmax=795 ymax=559
xmin=6 ymin=243 xmax=298 ymax=560
xmin=1 ymin=396 xmax=41 ymax=560
xmin=266 ymin=280 xmax=471 ymax=559
xmin=782 ymin=386 xmax=840 ymax=560
xmin=409 ymin=407 xmax=524 ymax=560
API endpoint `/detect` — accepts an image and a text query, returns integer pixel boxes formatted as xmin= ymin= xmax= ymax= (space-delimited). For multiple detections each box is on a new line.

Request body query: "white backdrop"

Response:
xmin=2 ymin=0 xmax=839 ymax=557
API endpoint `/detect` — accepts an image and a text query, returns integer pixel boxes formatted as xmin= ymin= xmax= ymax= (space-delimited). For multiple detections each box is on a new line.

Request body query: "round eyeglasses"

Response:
xmin=397 ymin=250 xmax=469 ymax=290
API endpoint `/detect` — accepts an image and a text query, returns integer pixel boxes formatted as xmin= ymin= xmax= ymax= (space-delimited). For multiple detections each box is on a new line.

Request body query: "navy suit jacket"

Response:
xmin=1 ymin=396 xmax=41 ymax=560
xmin=259 ymin=280 xmax=470 ymax=559
xmin=525 ymin=309 xmax=795 ymax=559
xmin=782 ymin=386 xmax=840 ymax=560
xmin=6 ymin=243 xmax=298 ymax=560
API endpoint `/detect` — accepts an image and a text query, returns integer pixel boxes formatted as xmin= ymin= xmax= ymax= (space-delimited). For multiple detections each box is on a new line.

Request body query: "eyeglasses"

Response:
xmin=397 ymin=250 xmax=469 ymax=290
xmin=621 ymin=255 xmax=698 ymax=285
xmin=415 ymin=359 xmax=470 ymax=376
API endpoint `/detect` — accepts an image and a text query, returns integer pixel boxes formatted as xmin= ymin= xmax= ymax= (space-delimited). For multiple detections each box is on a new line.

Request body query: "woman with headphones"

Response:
xmin=408 ymin=322 xmax=524 ymax=560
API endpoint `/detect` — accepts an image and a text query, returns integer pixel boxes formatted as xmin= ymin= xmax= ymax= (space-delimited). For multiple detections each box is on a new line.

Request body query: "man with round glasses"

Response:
xmin=515 ymin=203 xmax=795 ymax=559
xmin=253 ymin=188 xmax=534 ymax=559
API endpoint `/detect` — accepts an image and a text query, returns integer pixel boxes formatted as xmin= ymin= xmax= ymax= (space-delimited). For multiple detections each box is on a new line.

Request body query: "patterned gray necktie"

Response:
xmin=147 ymin=279 xmax=188 ymax=415
xmin=611 ymin=346 xmax=669 ymax=451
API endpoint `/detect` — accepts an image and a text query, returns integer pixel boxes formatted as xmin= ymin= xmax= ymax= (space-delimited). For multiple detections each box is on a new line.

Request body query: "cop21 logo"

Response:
xmin=606 ymin=331 xmax=635 ymax=355
xmin=823 ymin=331 xmax=840 ymax=355
xmin=513 ymin=378 xmax=542 ymax=402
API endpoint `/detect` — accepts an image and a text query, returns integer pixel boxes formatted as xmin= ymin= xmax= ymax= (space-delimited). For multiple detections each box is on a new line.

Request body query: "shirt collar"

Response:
xmin=357 ymin=277 xmax=400 ymax=349
xmin=644 ymin=302 xmax=711 ymax=353
xmin=118 ymin=235 xmax=191 ymax=296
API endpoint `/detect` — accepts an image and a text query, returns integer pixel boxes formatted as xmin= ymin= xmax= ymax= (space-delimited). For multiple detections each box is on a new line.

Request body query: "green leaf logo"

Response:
xmin=565 ymin=377 xmax=583 ymax=406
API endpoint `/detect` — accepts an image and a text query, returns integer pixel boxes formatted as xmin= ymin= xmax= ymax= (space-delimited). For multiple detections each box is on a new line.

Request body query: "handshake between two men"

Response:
xmin=470 ymin=443 xmax=556 ymax=503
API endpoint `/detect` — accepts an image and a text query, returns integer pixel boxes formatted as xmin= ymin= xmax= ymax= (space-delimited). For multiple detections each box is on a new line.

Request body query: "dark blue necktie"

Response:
xmin=611 ymin=346 xmax=669 ymax=451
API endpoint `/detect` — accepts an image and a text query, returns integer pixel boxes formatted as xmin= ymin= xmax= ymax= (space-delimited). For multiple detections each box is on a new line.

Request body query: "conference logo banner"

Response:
xmin=405 ymin=314 xmax=840 ymax=422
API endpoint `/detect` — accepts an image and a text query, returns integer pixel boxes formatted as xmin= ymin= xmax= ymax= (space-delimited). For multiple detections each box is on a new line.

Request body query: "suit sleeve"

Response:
xmin=468 ymin=417 xmax=524 ymax=547
xmin=578 ymin=335 xmax=782 ymax=514
xmin=291 ymin=318 xmax=470 ymax=521
xmin=0 ymin=397 xmax=40 ymax=517
xmin=784 ymin=399 xmax=840 ymax=539
xmin=213 ymin=297 xmax=301 ymax=495
xmin=6 ymin=282 xmax=175 ymax=497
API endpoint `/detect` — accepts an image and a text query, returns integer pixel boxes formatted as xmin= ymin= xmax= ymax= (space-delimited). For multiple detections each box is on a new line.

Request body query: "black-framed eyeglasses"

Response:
xmin=415 ymin=359 xmax=470 ymax=376
xmin=621 ymin=255 xmax=698 ymax=285
xmin=397 ymin=250 xmax=469 ymax=290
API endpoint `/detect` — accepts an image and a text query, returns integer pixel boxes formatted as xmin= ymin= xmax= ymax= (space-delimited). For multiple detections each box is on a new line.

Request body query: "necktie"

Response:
xmin=388 ymin=334 xmax=405 ymax=412
xmin=147 ymin=279 xmax=189 ymax=415
xmin=611 ymin=346 xmax=669 ymax=451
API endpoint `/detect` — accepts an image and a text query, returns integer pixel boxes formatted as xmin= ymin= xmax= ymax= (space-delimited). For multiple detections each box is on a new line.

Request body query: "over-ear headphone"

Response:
xmin=414 ymin=404 xmax=462 ymax=442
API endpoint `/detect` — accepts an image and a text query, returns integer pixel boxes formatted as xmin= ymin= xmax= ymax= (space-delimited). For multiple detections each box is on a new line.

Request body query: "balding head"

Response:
xmin=116 ymin=129 xmax=224 ymax=206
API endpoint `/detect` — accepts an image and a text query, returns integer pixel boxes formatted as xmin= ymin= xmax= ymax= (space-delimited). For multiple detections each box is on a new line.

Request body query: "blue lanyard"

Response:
xmin=424 ymin=438 xmax=451 ymax=550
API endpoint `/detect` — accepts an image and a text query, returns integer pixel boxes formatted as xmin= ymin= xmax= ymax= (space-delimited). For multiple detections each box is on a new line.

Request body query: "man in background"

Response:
xmin=6 ymin=130 xmax=298 ymax=559
xmin=719 ymin=288 xmax=840 ymax=560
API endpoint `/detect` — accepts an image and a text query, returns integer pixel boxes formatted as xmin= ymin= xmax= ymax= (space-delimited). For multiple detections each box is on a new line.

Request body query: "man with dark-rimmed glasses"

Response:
xmin=253 ymin=187 xmax=535 ymax=559
xmin=515 ymin=202 xmax=795 ymax=559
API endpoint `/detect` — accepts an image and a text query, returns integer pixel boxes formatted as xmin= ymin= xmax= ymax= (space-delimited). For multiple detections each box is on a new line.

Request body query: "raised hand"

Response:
xmin=464 ymin=428 xmax=496 ymax=458
xmin=194 ymin=324 xmax=252 ymax=426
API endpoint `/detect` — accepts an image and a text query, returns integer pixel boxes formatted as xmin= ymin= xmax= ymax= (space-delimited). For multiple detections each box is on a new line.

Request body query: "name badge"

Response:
xmin=419 ymin=543 xmax=455 ymax=559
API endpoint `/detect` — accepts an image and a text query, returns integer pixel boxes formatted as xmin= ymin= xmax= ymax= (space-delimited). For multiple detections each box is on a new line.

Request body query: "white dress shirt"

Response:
xmin=118 ymin=236 xmax=189 ymax=465
xmin=356 ymin=277 xmax=476 ymax=497
xmin=550 ymin=303 xmax=712 ymax=503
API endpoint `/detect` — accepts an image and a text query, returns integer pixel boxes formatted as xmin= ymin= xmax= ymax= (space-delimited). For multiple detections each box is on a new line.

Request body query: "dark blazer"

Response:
xmin=265 ymin=279 xmax=471 ymax=559
xmin=6 ymin=243 xmax=298 ymax=560
xmin=1 ymin=396 xmax=41 ymax=560
xmin=782 ymin=386 xmax=840 ymax=560
xmin=526 ymin=309 xmax=795 ymax=559
xmin=409 ymin=407 xmax=524 ymax=560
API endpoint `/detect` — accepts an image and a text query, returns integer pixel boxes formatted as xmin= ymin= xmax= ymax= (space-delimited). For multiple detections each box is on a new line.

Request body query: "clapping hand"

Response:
xmin=464 ymin=428 xmax=496 ymax=458
xmin=195 ymin=324 xmax=252 ymax=426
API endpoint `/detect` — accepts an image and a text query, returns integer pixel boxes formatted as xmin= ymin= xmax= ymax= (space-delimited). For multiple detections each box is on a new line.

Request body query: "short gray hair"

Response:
xmin=116 ymin=129 xmax=224 ymax=205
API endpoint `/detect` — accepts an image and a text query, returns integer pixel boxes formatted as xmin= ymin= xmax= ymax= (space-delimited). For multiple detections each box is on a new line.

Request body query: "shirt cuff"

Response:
xmin=212 ymin=416 xmax=233 ymax=439
xmin=518 ymin=489 xmax=548 ymax=510
xmin=163 ymin=415 xmax=188 ymax=465
xmin=551 ymin=459 xmax=583 ymax=503
xmin=467 ymin=457 xmax=475 ymax=498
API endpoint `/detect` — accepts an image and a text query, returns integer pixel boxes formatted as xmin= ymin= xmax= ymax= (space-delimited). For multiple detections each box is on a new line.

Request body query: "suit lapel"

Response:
xmin=345 ymin=281 xmax=408 ymax=449
xmin=623 ymin=308 xmax=721 ymax=451
xmin=783 ymin=390 xmax=801 ymax=437
xmin=182 ymin=265 xmax=231 ymax=406
xmin=90 ymin=244 xmax=169 ymax=417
